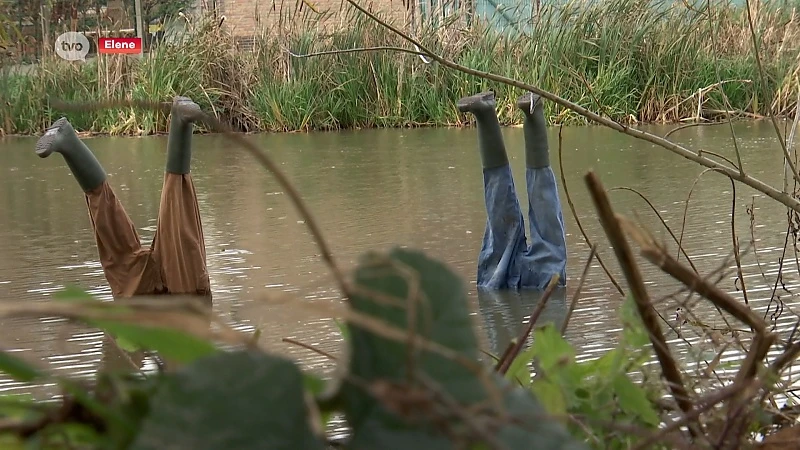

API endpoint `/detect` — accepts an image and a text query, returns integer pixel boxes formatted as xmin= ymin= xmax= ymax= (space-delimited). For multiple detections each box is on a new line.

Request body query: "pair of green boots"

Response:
xmin=35 ymin=97 xmax=204 ymax=188
xmin=457 ymin=91 xmax=551 ymax=169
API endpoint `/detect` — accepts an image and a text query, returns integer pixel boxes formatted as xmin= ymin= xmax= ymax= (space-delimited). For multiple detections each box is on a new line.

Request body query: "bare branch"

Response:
xmin=284 ymin=45 xmax=426 ymax=58
xmin=561 ymin=246 xmax=596 ymax=336
xmin=496 ymin=274 xmax=560 ymax=375
xmin=342 ymin=0 xmax=800 ymax=213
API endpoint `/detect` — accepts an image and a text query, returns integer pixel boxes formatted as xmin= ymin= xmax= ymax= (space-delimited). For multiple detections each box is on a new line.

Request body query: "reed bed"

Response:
xmin=1 ymin=0 xmax=799 ymax=136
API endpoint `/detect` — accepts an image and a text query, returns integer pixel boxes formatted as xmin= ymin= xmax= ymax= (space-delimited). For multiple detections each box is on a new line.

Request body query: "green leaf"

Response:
xmin=0 ymin=394 xmax=42 ymax=422
xmin=303 ymin=372 xmax=326 ymax=396
xmin=35 ymin=422 xmax=102 ymax=447
xmin=91 ymin=321 xmax=218 ymax=364
xmin=304 ymin=372 xmax=335 ymax=429
xmin=342 ymin=248 xmax=589 ymax=450
xmin=620 ymin=294 xmax=650 ymax=349
xmin=131 ymin=351 xmax=326 ymax=450
xmin=531 ymin=324 xmax=575 ymax=373
xmin=531 ymin=379 xmax=567 ymax=416
xmin=333 ymin=318 xmax=349 ymax=341
xmin=114 ymin=336 xmax=141 ymax=353
xmin=0 ymin=434 xmax=24 ymax=450
xmin=53 ymin=285 xmax=97 ymax=302
xmin=577 ymin=348 xmax=624 ymax=380
xmin=612 ymin=374 xmax=660 ymax=427
xmin=505 ymin=345 xmax=535 ymax=388
xmin=0 ymin=351 xmax=44 ymax=383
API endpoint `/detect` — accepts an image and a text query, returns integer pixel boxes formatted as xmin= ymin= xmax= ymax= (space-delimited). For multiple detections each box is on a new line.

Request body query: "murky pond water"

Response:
xmin=1 ymin=121 xmax=798 ymax=401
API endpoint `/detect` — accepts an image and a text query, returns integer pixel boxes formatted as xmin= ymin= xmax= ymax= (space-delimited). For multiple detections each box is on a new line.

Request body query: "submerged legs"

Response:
xmin=37 ymin=99 xmax=211 ymax=374
xmin=35 ymin=118 xmax=158 ymax=298
xmin=517 ymin=93 xmax=568 ymax=289
xmin=34 ymin=96 xmax=211 ymax=306
xmin=458 ymin=91 xmax=527 ymax=290
xmin=150 ymin=96 xmax=212 ymax=305
xmin=459 ymin=91 xmax=567 ymax=290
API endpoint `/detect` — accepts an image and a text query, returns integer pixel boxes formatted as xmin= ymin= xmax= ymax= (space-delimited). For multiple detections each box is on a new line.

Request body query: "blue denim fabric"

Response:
xmin=477 ymin=164 xmax=567 ymax=290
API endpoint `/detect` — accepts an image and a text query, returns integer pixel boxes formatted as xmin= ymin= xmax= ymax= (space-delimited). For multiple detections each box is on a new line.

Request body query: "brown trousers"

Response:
xmin=86 ymin=173 xmax=211 ymax=304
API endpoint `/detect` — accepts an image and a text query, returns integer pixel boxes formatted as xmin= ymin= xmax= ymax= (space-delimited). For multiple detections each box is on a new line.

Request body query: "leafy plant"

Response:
xmin=504 ymin=296 xmax=663 ymax=449
xmin=0 ymin=248 xmax=589 ymax=449
xmin=2 ymin=0 xmax=800 ymax=135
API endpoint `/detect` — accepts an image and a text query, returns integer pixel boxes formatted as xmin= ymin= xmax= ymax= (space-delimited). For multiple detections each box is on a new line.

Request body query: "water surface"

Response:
xmin=0 ymin=121 xmax=797 ymax=399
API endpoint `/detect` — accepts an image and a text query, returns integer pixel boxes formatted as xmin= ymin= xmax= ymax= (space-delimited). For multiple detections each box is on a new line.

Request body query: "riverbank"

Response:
xmin=1 ymin=0 xmax=799 ymax=137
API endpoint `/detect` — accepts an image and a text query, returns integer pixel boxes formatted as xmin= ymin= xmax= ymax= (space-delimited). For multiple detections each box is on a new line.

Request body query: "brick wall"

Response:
xmin=216 ymin=0 xmax=413 ymax=39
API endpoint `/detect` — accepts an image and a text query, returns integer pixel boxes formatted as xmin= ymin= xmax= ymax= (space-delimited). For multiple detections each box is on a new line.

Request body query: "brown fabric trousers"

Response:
xmin=86 ymin=173 xmax=212 ymax=305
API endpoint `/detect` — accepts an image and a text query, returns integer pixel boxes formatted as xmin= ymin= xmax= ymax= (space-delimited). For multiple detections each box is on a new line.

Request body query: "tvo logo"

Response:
xmin=55 ymin=32 xmax=91 ymax=61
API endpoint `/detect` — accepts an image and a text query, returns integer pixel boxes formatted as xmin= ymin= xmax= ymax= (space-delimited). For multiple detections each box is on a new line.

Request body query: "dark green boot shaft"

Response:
xmin=35 ymin=117 xmax=107 ymax=192
xmin=166 ymin=96 xmax=202 ymax=174
xmin=457 ymin=91 xmax=509 ymax=169
xmin=517 ymin=93 xmax=550 ymax=168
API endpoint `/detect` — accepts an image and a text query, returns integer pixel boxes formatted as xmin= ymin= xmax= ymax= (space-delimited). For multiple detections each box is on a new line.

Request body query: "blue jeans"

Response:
xmin=477 ymin=164 xmax=567 ymax=290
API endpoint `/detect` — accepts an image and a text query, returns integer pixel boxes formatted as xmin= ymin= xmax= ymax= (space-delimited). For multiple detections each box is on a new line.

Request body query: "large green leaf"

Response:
xmin=91 ymin=321 xmax=218 ymax=364
xmin=51 ymin=286 xmax=218 ymax=363
xmin=611 ymin=374 xmax=660 ymax=427
xmin=505 ymin=344 xmax=535 ymax=388
xmin=531 ymin=324 xmax=576 ymax=373
xmin=342 ymin=248 xmax=589 ymax=450
xmin=131 ymin=351 xmax=326 ymax=450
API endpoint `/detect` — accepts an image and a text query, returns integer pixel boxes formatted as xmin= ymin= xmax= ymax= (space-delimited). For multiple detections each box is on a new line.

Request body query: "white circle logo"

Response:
xmin=54 ymin=32 xmax=90 ymax=61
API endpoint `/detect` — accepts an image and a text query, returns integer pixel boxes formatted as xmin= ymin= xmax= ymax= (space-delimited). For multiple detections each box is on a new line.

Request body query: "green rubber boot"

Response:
xmin=517 ymin=92 xmax=550 ymax=168
xmin=457 ymin=91 xmax=509 ymax=169
xmin=166 ymin=96 xmax=203 ymax=174
xmin=35 ymin=117 xmax=107 ymax=192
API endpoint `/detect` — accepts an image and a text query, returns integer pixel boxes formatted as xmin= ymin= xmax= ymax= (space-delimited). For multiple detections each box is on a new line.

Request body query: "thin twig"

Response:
xmin=608 ymin=186 xmax=699 ymax=274
xmin=727 ymin=176 xmax=750 ymax=305
xmin=282 ymin=337 xmax=338 ymax=360
xmin=771 ymin=341 xmax=800 ymax=375
xmin=341 ymin=0 xmax=800 ymax=213
xmin=557 ymin=125 xmax=625 ymax=297
xmin=561 ymin=245 xmax=596 ymax=336
xmin=493 ymin=342 xmax=516 ymax=372
xmin=663 ymin=121 xmax=734 ymax=139
xmin=629 ymin=379 xmax=758 ymax=450
xmin=496 ymin=274 xmax=560 ymax=375
xmin=621 ymin=218 xmax=768 ymax=334
xmin=284 ymin=45 xmax=426 ymax=58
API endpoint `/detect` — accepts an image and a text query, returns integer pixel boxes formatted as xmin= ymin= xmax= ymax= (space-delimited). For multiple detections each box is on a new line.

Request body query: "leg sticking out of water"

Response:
xmin=517 ymin=93 xmax=567 ymax=289
xmin=150 ymin=96 xmax=212 ymax=306
xmin=458 ymin=91 xmax=528 ymax=290
xmin=35 ymin=118 xmax=160 ymax=298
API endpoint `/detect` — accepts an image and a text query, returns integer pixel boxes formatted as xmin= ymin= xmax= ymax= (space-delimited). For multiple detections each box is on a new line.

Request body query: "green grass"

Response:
xmin=1 ymin=0 xmax=799 ymax=136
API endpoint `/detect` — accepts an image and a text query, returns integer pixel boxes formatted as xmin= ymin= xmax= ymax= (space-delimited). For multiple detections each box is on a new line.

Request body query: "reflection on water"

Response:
xmin=0 ymin=120 xmax=798 ymax=402
xmin=477 ymin=288 xmax=568 ymax=358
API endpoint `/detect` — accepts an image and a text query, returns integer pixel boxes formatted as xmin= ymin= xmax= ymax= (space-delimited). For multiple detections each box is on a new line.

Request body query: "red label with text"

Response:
xmin=98 ymin=37 xmax=142 ymax=54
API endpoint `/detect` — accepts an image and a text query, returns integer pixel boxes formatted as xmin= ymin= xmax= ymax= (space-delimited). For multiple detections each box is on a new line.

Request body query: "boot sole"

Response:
xmin=172 ymin=96 xmax=203 ymax=123
xmin=456 ymin=91 xmax=496 ymax=113
xmin=35 ymin=117 xmax=69 ymax=158
xmin=516 ymin=93 xmax=541 ymax=114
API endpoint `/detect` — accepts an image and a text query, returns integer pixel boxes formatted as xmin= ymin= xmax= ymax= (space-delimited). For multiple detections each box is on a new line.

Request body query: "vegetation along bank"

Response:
xmin=1 ymin=0 xmax=799 ymax=136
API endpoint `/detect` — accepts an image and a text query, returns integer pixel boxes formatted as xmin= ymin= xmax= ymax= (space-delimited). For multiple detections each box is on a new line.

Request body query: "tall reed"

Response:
xmin=1 ymin=0 xmax=798 ymax=135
